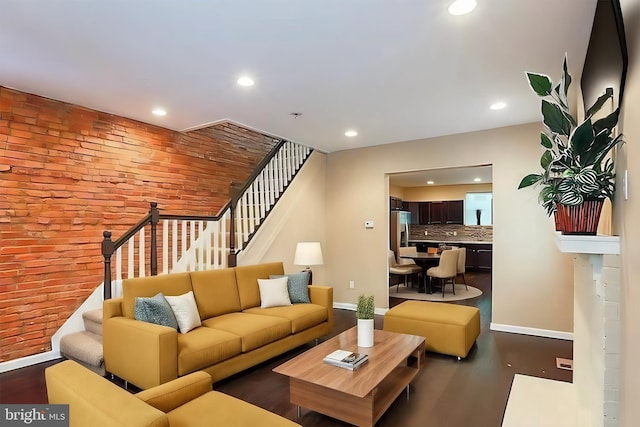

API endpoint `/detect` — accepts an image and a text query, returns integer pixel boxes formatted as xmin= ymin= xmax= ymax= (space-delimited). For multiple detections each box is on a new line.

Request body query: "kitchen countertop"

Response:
xmin=409 ymin=239 xmax=493 ymax=245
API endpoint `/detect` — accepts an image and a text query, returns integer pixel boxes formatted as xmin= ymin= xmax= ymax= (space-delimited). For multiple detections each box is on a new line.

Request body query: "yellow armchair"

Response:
xmin=46 ymin=360 xmax=300 ymax=427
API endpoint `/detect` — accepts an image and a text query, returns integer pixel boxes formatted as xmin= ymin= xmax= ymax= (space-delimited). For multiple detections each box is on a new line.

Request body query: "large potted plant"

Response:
xmin=518 ymin=55 xmax=624 ymax=235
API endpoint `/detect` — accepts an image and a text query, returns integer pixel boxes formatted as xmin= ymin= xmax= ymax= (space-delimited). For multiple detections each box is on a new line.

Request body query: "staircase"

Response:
xmin=59 ymin=309 xmax=104 ymax=375
xmin=58 ymin=140 xmax=313 ymax=374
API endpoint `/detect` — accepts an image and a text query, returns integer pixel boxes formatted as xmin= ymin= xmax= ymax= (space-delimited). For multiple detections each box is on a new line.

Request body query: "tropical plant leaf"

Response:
xmin=542 ymin=100 xmax=571 ymax=136
xmin=527 ymin=73 xmax=553 ymax=97
xmin=518 ymin=174 xmax=542 ymax=189
xmin=586 ymin=91 xmax=613 ymax=118
xmin=558 ymin=179 xmax=575 ymax=192
xmin=569 ymin=118 xmax=594 ymax=156
xmin=593 ymin=108 xmax=620 ymax=134
xmin=574 ymin=168 xmax=598 ymax=186
xmin=559 ymin=191 xmax=583 ymax=206
xmin=540 ymin=133 xmax=553 ymax=149
xmin=562 ymin=54 xmax=572 ymax=96
xmin=540 ymin=150 xmax=553 ymax=170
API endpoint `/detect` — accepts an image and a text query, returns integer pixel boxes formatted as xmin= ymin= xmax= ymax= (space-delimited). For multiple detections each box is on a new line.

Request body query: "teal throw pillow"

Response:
xmin=134 ymin=292 xmax=178 ymax=330
xmin=270 ymin=272 xmax=311 ymax=304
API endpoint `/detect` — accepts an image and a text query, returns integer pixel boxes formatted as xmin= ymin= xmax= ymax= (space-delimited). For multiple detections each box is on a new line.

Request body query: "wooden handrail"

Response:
xmin=101 ymin=202 xmax=229 ymax=299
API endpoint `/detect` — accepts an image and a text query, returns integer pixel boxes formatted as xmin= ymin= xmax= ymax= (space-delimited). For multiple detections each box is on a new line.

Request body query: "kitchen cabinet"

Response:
xmin=418 ymin=202 xmax=430 ymax=225
xmin=428 ymin=202 xmax=444 ymax=224
xmin=464 ymin=243 xmax=492 ymax=270
xmin=445 ymin=200 xmax=464 ymax=224
xmin=426 ymin=200 xmax=463 ymax=225
xmin=390 ymin=196 xmax=403 ymax=211
xmin=402 ymin=202 xmax=421 ymax=225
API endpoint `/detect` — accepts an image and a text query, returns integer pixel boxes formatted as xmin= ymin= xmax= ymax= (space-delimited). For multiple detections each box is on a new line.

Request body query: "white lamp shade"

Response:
xmin=294 ymin=242 xmax=323 ymax=266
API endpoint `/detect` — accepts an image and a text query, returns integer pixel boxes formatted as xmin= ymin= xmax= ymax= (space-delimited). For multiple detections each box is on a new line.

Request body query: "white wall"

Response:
xmin=240 ymin=151 xmax=327 ymax=284
xmin=325 ymin=123 xmax=575 ymax=333
xmin=616 ymin=0 xmax=640 ymax=425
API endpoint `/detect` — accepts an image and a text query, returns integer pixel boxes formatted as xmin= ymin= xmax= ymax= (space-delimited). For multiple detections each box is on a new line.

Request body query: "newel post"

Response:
xmin=149 ymin=202 xmax=159 ymax=276
xmin=102 ymin=231 xmax=115 ymax=300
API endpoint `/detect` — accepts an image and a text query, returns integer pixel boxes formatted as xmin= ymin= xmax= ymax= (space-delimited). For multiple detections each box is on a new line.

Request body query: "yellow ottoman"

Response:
xmin=383 ymin=300 xmax=480 ymax=359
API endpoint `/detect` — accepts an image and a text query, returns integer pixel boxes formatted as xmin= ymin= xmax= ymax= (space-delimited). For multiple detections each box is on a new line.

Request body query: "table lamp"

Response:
xmin=294 ymin=242 xmax=323 ymax=285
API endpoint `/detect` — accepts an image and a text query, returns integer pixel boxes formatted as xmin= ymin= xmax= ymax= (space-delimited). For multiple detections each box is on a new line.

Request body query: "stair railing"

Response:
xmin=101 ymin=140 xmax=313 ymax=300
xmin=101 ymin=202 xmax=230 ymax=299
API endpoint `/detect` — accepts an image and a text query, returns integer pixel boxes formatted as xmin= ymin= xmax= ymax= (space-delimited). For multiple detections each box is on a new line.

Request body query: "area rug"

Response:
xmin=392 ymin=284 xmax=482 ymax=302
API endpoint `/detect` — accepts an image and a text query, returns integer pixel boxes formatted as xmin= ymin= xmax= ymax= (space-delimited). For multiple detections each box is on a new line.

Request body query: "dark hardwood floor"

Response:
xmin=0 ymin=271 xmax=572 ymax=427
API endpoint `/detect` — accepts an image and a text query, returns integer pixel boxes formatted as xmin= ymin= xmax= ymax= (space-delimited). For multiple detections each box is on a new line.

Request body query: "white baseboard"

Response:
xmin=332 ymin=302 xmax=388 ymax=316
xmin=490 ymin=322 xmax=573 ymax=341
xmin=0 ymin=350 xmax=61 ymax=374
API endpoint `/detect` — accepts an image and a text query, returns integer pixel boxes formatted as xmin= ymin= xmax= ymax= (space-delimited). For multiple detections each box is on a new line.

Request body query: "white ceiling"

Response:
xmin=390 ymin=165 xmax=493 ymax=187
xmin=0 ymin=1 xmax=597 ymax=154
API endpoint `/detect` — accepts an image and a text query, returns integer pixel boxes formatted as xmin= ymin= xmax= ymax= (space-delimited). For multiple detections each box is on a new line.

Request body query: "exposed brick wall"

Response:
xmin=0 ymin=86 xmax=278 ymax=361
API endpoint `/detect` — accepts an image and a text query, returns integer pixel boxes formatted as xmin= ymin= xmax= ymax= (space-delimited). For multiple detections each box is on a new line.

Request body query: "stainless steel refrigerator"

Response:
xmin=390 ymin=210 xmax=411 ymax=254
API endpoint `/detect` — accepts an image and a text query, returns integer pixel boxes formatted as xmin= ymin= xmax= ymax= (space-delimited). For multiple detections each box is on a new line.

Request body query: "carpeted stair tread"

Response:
xmin=82 ymin=309 xmax=103 ymax=336
xmin=60 ymin=330 xmax=103 ymax=367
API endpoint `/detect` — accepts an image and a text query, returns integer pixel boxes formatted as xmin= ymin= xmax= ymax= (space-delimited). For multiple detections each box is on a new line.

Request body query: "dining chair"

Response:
xmin=456 ymin=247 xmax=468 ymax=290
xmin=426 ymin=249 xmax=459 ymax=297
xmin=397 ymin=246 xmax=419 ymax=265
xmin=388 ymin=250 xmax=422 ymax=291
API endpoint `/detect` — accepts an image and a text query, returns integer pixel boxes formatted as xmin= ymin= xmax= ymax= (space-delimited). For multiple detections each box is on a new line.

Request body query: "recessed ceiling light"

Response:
xmin=152 ymin=108 xmax=167 ymax=116
xmin=490 ymin=102 xmax=507 ymax=110
xmin=237 ymin=76 xmax=255 ymax=87
xmin=345 ymin=130 xmax=358 ymax=137
xmin=474 ymin=178 xmax=482 ymax=182
xmin=448 ymin=0 xmax=477 ymax=15
xmin=427 ymin=181 xmax=435 ymax=185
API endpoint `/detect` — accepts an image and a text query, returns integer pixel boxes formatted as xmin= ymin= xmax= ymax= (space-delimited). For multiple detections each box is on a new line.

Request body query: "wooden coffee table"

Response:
xmin=273 ymin=327 xmax=425 ymax=426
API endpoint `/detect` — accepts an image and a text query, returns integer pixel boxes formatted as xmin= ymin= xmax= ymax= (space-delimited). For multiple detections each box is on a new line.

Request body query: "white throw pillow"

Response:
xmin=257 ymin=277 xmax=292 ymax=308
xmin=165 ymin=291 xmax=201 ymax=334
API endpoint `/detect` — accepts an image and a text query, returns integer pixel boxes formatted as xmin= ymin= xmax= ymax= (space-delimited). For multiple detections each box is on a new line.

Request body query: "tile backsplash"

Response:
xmin=409 ymin=224 xmax=493 ymax=242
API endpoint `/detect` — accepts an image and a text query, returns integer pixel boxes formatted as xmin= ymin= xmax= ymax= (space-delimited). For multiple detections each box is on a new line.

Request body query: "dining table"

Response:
xmin=399 ymin=252 xmax=440 ymax=293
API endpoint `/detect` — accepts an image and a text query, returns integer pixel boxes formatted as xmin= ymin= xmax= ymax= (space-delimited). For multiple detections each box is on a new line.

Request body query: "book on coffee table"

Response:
xmin=323 ymin=349 xmax=368 ymax=370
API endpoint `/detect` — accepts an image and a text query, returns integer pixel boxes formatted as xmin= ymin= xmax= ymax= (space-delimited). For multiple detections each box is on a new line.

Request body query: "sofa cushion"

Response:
xmin=258 ymin=277 xmax=292 ymax=308
xmin=134 ymin=293 xmax=179 ymax=330
xmin=190 ymin=268 xmax=241 ymax=318
xmin=234 ymin=262 xmax=285 ymax=310
xmin=166 ymin=291 xmax=202 ymax=334
xmin=202 ymin=312 xmax=291 ymax=352
xmin=123 ymin=272 xmax=193 ymax=319
xmin=176 ymin=327 xmax=242 ymax=377
xmin=270 ymin=272 xmax=311 ymax=303
xmin=244 ymin=303 xmax=328 ymax=334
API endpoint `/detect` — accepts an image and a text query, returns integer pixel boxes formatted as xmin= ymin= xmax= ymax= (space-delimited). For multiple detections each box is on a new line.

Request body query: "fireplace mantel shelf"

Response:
xmin=554 ymin=232 xmax=621 ymax=255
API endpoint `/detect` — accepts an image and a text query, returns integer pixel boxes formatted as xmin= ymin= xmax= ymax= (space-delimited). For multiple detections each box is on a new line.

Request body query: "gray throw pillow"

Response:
xmin=134 ymin=292 xmax=179 ymax=330
xmin=270 ymin=272 xmax=310 ymax=304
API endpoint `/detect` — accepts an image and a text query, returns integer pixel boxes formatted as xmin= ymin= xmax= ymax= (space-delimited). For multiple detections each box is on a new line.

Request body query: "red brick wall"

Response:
xmin=0 ymin=86 xmax=278 ymax=361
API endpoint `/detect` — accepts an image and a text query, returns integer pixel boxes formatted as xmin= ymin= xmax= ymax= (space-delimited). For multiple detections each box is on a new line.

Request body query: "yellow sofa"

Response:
xmin=103 ymin=262 xmax=333 ymax=389
xmin=46 ymin=360 xmax=300 ymax=427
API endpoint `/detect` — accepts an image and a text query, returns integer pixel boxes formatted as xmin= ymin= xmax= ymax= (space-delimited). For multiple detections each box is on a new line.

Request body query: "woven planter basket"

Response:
xmin=556 ymin=199 xmax=605 ymax=235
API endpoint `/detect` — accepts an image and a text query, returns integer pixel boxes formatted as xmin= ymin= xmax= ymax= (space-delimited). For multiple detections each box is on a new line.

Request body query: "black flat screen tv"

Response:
xmin=580 ymin=0 xmax=628 ymax=113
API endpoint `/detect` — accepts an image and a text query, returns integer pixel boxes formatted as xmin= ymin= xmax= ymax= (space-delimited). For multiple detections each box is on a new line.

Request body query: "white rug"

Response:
xmin=502 ymin=374 xmax=582 ymax=427
xmin=391 ymin=283 xmax=482 ymax=302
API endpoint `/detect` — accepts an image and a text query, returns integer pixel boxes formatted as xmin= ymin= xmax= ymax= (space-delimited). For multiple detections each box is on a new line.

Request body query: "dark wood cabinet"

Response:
xmin=390 ymin=196 xmax=403 ymax=211
xmin=464 ymin=243 xmax=492 ymax=270
xmin=418 ymin=202 xmax=430 ymax=225
xmin=403 ymin=202 xmax=421 ymax=224
xmin=401 ymin=200 xmax=463 ymax=225
xmin=477 ymin=247 xmax=493 ymax=269
xmin=428 ymin=202 xmax=444 ymax=224
xmin=425 ymin=200 xmax=463 ymax=225
xmin=445 ymin=200 xmax=464 ymax=224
